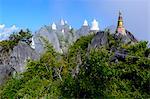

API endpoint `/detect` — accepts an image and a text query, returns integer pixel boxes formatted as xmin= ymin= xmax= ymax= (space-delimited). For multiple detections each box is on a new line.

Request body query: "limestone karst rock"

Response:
xmin=76 ymin=25 xmax=90 ymax=39
xmin=0 ymin=41 xmax=39 ymax=84
xmin=33 ymin=19 xmax=101 ymax=54
xmin=33 ymin=20 xmax=76 ymax=54
xmin=88 ymin=31 xmax=108 ymax=51
xmin=33 ymin=26 xmax=62 ymax=54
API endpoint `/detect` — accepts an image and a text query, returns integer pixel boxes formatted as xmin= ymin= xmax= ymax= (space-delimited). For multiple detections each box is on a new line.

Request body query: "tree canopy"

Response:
xmin=0 ymin=32 xmax=149 ymax=98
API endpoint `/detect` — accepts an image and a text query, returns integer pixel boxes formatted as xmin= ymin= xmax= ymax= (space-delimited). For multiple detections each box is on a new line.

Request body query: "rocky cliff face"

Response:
xmin=33 ymin=22 xmax=77 ymax=54
xmin=125 ymin=30 xmax=138 ymax=42
xmin=34 ymin=26 xmax=62 ymax=54
xmin=76 ymin=26 xmax=90 ymax=39
xmin=33 ymin=22 xmax=96 ymax=55
xmin=105 ymin=25 xmax=138 ymax=43
xmin=0 ymin=41 xmax=39 ymax=84
xmin=88 ymin=31 xmax=108 ymax=50
xmin=88 ymin=30 xmax=138 ymax=63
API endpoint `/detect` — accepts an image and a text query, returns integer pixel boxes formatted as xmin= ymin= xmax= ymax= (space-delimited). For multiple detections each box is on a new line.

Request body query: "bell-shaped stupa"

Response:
xmin=52 ymin=22 xmax=57 ymax=30
xmin=83 ymin=20 xmax=88 ymax=26
xmin=90 ymin=19 xmax=100 ymax=31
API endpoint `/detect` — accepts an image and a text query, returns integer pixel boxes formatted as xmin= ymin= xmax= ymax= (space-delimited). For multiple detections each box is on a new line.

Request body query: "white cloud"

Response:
xmin=0 ymin=24 xmax=19 ymax=41
xmin=11 ymin=25 xmax=18 ymax=30
xmin=0 ymin=24 xmax=5 ymax=30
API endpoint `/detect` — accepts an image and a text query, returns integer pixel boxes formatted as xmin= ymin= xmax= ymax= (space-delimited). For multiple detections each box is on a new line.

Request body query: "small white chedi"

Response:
xmin=83 ymin=20 xmax=88 ymax=26
xmin=90 ymin=19 xmax=100 ymax=31
xmin=52 ymin=22 xmax=57 ymax=30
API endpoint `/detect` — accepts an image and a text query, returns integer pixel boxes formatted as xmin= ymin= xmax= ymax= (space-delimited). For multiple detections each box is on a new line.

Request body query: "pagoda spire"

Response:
xmin=116 ymin=11 xmax=126 ymax=35
xmin=117 ymin=11 xmax=123 ymax=28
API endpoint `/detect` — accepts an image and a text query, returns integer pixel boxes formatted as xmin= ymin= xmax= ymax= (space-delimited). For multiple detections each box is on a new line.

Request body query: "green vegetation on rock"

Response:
xmin=0 ymin=32 xmax=149 ymax=98
xmin=0 ymin=29 xmax=32 ymax=52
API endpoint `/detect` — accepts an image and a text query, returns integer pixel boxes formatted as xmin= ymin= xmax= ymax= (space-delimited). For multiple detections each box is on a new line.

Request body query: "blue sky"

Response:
xmin=0 ymin=0 xmax=150 ymax=41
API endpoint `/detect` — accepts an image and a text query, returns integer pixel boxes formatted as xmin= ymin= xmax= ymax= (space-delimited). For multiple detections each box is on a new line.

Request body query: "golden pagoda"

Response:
xmin=116 ymin=11 xmax=126 ymax=35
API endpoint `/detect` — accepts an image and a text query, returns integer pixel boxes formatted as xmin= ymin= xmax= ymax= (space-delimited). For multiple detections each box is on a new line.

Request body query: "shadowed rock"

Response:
xmin=0 ymin=41 xmax=39 ymax=84
xmin=88 ymin=31 xmax=108 ymax=50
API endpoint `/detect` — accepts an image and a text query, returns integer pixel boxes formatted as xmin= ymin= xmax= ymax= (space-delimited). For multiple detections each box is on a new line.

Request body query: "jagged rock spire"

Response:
xmin=52 ymin=22 xmax=57 ymax=30
xmin=90 ymin=19 xmax=100 ymax=31
xmin=116 ymin=11 xmax=126 ymax=35
xmin=83 ymin=19 xmax=88 ymax=26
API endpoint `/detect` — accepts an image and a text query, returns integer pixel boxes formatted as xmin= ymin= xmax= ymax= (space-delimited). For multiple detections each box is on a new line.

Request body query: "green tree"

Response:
xmin=61 ymin=37 xmax=150 ymax=98
xmin=9 ymin=29 xmax=32 ymax=45
xmin=0 ymin=38 xmax=63 ymax=98
xmin=0 ymin=32 xmax=150 ymax=98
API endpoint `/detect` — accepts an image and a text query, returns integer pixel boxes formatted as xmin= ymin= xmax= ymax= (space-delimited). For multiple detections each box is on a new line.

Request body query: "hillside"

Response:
xmin=0 ymin=30 xmax=149 ymax=98
xmin=32 ymin=19 xmax=98 ymax=55
xmin=0 ymin=12 xmax=149 ymax=98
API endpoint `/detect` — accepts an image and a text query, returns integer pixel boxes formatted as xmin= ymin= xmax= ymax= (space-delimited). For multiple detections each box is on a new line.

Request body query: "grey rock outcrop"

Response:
xmin=115 ymin=29 xmax=138 ymax=44
xmin=76 ymin=26 xmax=90 ymax=39
xmin=0 ymin=41 xmax=39 ymax=84
xmin=33 ymin=22 xmax=76 ymax=54
xmin=33 ymin=20 xmax=102 ymax=55
xmin=34 ymin=26 xmax=62 ymax=54
xmin=110 ymin=49 xmax=128 ymax=62
xmin=88 ymin=31 xmax=108 ymax=50
xmin=125 ymin=30 xmax=138 ymax=42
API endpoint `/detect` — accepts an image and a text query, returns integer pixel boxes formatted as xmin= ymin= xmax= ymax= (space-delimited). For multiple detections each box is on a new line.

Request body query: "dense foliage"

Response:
xmin=0 ymin=32 xmax=150 ymax=98
xmin=0 ymin=41 xmax=63 ymax=98
xmin=9 ymin=29 xmax=32 ymax=45
xmin=0 ymin=29 xmax=32 ymax=52
xmin=62 ymin=43 xmax=150 ymax=98
xmin=0 ymin=40 xmax=17 ymax=52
